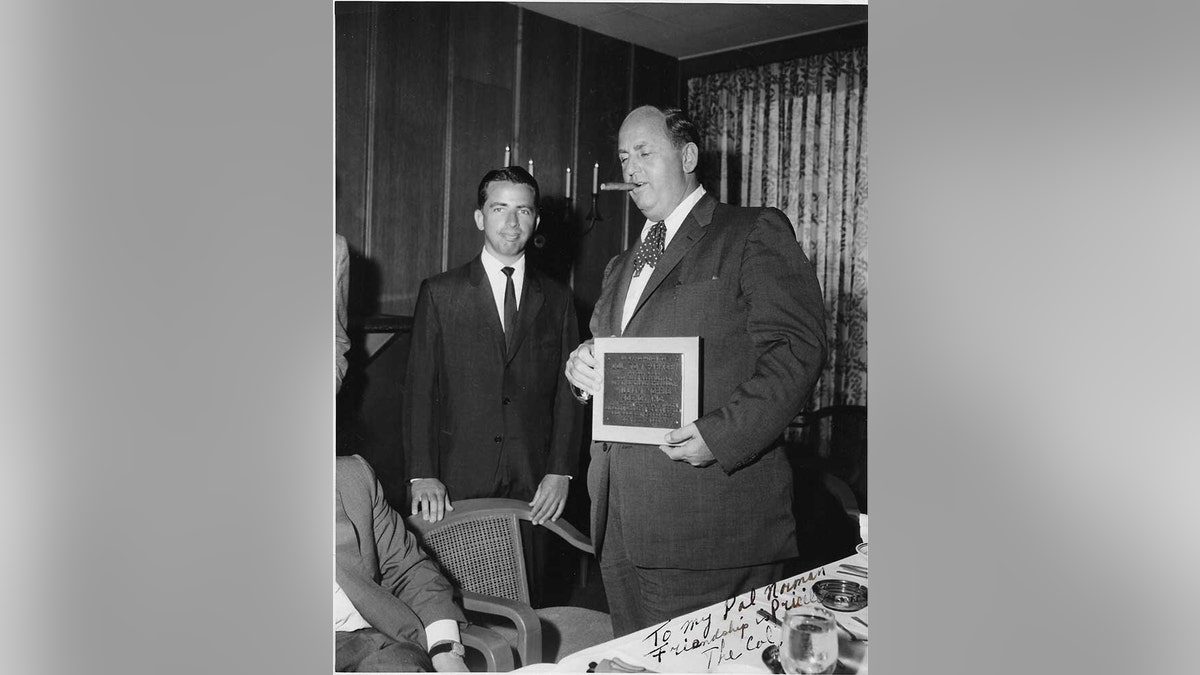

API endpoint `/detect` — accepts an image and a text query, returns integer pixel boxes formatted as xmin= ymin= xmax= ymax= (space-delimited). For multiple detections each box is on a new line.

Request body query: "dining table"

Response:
xmin=514 ymin=548 xmax=869 ymax=673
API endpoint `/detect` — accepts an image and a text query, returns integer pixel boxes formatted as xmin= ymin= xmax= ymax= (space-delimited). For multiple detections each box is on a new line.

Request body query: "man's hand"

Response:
xmin=660 ymin=424 xmax=716 ymax=468
xmin=529 ymin=474 xmax=570 ymax=525
xmin=564 ymin=339 xmax=601 ymax=396
xmin=410 ymin=478 xmax=453 ymax=523
xmin=431 ymin=652 xmax=467 ymax=673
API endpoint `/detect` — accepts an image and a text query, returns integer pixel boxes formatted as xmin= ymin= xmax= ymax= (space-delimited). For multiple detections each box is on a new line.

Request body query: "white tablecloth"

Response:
xmin=539 ymin=552 xmax=869 ymax=673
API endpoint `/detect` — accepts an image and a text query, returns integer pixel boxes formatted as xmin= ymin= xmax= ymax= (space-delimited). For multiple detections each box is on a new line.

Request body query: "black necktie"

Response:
xmin=633 ymin=221 xmax=666 ymax=278
xmin=502 ymin=266 xmax=517 ymax=351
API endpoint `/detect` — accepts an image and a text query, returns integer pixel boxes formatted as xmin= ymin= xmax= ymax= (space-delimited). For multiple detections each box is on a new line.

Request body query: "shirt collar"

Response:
xmin=480 ymin=247 xmax=525 ymax=278
xmin=640 ymin=185 xmax=706 ymax=244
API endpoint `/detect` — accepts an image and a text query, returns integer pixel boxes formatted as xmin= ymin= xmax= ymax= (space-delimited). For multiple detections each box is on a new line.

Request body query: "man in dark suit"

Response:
xmin=565 ymin=106 xmax=828 ymax=635
xmin=335 ymin=454 xmax=468 ymax=672
xmin=405 ymin=166 xmax=581 ymax=526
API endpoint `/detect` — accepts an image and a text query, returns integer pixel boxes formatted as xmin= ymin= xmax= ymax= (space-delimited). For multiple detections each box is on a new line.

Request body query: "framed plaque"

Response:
xmin=592 ymin=336 xmax=700 ymax=444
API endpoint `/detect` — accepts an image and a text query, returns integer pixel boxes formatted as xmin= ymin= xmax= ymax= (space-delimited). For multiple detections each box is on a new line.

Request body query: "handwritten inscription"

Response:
xmin=639 ymin=569 xmax=829 ymax=669
xmin=603 ymin=352 xmax=682 ymax=428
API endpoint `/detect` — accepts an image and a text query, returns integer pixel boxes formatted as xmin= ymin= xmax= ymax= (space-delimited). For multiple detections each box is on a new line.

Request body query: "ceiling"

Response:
xmin=512 ymin=2 xmax=868 ymax=60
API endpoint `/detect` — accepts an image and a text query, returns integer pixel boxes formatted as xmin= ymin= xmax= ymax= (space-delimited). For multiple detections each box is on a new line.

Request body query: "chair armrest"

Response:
xmin=462 ymin=589 xmax=543 ymax=665
xmin=461 ymin=624 xmax=514 ymax=672
xmin=822 ymin=473 xmax=861 ymax=519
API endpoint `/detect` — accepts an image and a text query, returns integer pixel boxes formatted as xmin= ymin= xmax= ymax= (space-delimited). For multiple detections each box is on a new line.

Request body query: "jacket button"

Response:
xmin=494 ymin=435 xmax=503 ymax=443
xmin=502 ymin=397 xmax=511 ymax=405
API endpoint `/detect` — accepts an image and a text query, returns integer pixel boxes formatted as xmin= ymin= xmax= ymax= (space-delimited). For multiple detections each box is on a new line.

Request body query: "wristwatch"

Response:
xmin=429 ymin=639 xmax=465 ymax=658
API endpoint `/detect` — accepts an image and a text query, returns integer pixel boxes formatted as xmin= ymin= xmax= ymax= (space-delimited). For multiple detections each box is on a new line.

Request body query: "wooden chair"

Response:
xmin=788 ymin=404 xmax=867 ymax=515
xmin=784 ymin=405 xmax=867 ymax=570
xmin=406 ymin=499 xmax=613 ymax=668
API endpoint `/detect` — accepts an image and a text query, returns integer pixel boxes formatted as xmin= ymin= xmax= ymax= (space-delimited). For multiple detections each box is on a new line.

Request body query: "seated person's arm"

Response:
xmin=426 ymin=619 xmax=466 ymax=672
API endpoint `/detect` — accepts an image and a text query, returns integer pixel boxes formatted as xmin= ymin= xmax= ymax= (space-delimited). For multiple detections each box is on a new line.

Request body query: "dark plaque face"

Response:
xmin=602 ymin=352 xmax=682 ymax=429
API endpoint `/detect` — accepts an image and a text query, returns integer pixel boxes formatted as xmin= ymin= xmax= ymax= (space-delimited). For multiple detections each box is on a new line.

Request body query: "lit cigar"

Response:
xmin=600 ymin=182 xmax=636 ymax=191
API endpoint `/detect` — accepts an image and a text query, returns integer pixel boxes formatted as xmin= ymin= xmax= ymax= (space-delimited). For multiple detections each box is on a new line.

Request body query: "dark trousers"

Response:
xmin=335 ymin=628 xmax=433 ymax=672
xmin=598 ymin=502 xmax=786 ymax=637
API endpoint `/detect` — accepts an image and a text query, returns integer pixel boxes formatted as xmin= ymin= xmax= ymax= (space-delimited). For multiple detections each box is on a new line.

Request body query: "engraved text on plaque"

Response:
xmin=602 ymin=352 xmax=682 ymax=429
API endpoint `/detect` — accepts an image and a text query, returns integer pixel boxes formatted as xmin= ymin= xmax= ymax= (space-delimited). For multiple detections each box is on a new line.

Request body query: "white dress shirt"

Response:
xmin=334 ymin=576 xmax=460 ymax=647
xmin=621 ymin=185 xmax=707 ymax=331
xmin=480 ymin=247 xmax=525 ymax=330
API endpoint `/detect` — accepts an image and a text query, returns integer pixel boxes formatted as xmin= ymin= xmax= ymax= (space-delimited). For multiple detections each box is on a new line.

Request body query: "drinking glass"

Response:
xmin=780 ymin=606 xmax=838 ymax=674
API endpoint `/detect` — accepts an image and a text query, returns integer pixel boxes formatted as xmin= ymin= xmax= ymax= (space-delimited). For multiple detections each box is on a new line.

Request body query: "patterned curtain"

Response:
xmin=687 ymin=47 xmax=867 ymax=408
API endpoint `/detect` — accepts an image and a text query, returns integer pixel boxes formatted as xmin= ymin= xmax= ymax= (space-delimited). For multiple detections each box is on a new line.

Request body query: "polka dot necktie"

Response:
xmin=633 ymin=221 xmax=666 ymax=278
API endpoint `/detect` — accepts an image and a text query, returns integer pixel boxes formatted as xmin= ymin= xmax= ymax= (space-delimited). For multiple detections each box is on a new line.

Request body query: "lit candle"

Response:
xmin=565 ymin=167 xmax=571 ymax=199
xmin=504 ymin=146 xmax=510 ymax=166
xmin=592 ymin=163 xmax=599 ymax=194
xmin=528 ymin=158 xmax=534 ymax=176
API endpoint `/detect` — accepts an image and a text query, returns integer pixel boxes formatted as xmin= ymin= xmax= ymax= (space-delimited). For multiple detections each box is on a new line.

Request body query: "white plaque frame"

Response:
xmin=592 ymin=336 xmax=700 ymax=445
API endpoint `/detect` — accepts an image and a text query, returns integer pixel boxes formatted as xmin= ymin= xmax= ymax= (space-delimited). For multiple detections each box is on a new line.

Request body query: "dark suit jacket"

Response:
xmin=336 ymin=455 xmax=465 ymax=648
xmin=404 ymin=255 xmax=581 ymax=501
xmin=587 ymin=193 xmax=828 ymax=569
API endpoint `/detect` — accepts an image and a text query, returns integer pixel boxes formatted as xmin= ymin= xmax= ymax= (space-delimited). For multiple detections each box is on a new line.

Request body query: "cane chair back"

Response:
xmin=415 ymin=502 xmax=533 ymax=604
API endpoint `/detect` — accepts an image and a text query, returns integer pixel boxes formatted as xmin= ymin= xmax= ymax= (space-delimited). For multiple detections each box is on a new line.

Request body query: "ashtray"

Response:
xmin=761 ymin=644 xmax=782 ymax=674
xmin=813 ymin=579 xmax=868 ymax=611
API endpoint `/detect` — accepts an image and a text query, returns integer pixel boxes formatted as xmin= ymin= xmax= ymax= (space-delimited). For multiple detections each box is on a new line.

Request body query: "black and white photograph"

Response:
xmin=13 ymin=1 xmax=1198 ymax=674
xmin=334 ymin=2 xmax=868 ymax=672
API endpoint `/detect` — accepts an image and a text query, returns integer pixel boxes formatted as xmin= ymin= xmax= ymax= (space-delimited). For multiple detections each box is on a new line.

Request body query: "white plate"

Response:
xmin=856 ymin=542 xmax=868 ymax=557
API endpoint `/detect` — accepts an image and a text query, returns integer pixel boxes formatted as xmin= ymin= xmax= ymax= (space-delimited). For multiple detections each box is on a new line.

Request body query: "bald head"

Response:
xmin=618 ymin=106 xmax=700 ymax=222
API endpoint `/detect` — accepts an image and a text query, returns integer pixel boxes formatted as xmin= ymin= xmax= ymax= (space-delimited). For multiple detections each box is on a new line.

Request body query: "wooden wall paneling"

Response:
xmin=631 ymin=45 xmax=680 ymax=111
xmin=517 ymin=9 xmax=579 ymax=286
xmin=573 ymin=29 xmax=631 ymax=330
xmin=628 ymin=46 xmax=682 ymax=247
xmin=369 ymin=3 xmax=450 ymax=315
xmin=444 ymin=3 xmax=518 ymax=271
xmin=334 ymin=2 xmax=373 ymax=317
xmin=339 ymin=329 xmax=413 ymax=511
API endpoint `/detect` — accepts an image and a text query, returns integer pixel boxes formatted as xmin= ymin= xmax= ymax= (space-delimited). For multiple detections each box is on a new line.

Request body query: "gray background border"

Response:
xmin=6 ymin=1 xmax=1199 ymax=673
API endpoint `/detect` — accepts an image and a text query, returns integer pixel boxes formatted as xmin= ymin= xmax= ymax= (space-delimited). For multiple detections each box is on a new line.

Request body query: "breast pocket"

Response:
xmin=674 ymin=277 xmax=723 ymax=298
xmin=673 ymin=277 xmax=741 ymax=335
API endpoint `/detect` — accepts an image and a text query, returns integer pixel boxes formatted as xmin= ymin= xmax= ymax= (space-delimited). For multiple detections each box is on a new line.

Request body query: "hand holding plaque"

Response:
xmin=660 ymin=423 xmax=715 ymax=467
xmin=591 ymin=337 xmax=700 ymax=445
xmin=565 ymin=341 xmax=601 ymax=399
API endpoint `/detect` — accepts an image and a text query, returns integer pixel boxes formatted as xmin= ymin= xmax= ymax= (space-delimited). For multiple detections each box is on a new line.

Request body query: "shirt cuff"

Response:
xmin=425 ymin=619 xmax=460 ymax=649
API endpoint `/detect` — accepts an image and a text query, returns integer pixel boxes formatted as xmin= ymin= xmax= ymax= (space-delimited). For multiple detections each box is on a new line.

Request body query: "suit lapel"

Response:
xmin=628 ymin=193 xmax=716 ymax=324
xmin=505 ymin=268 xmax=544 ymax=364
xmin=468 ymin=256 xmax=507 ymax=360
